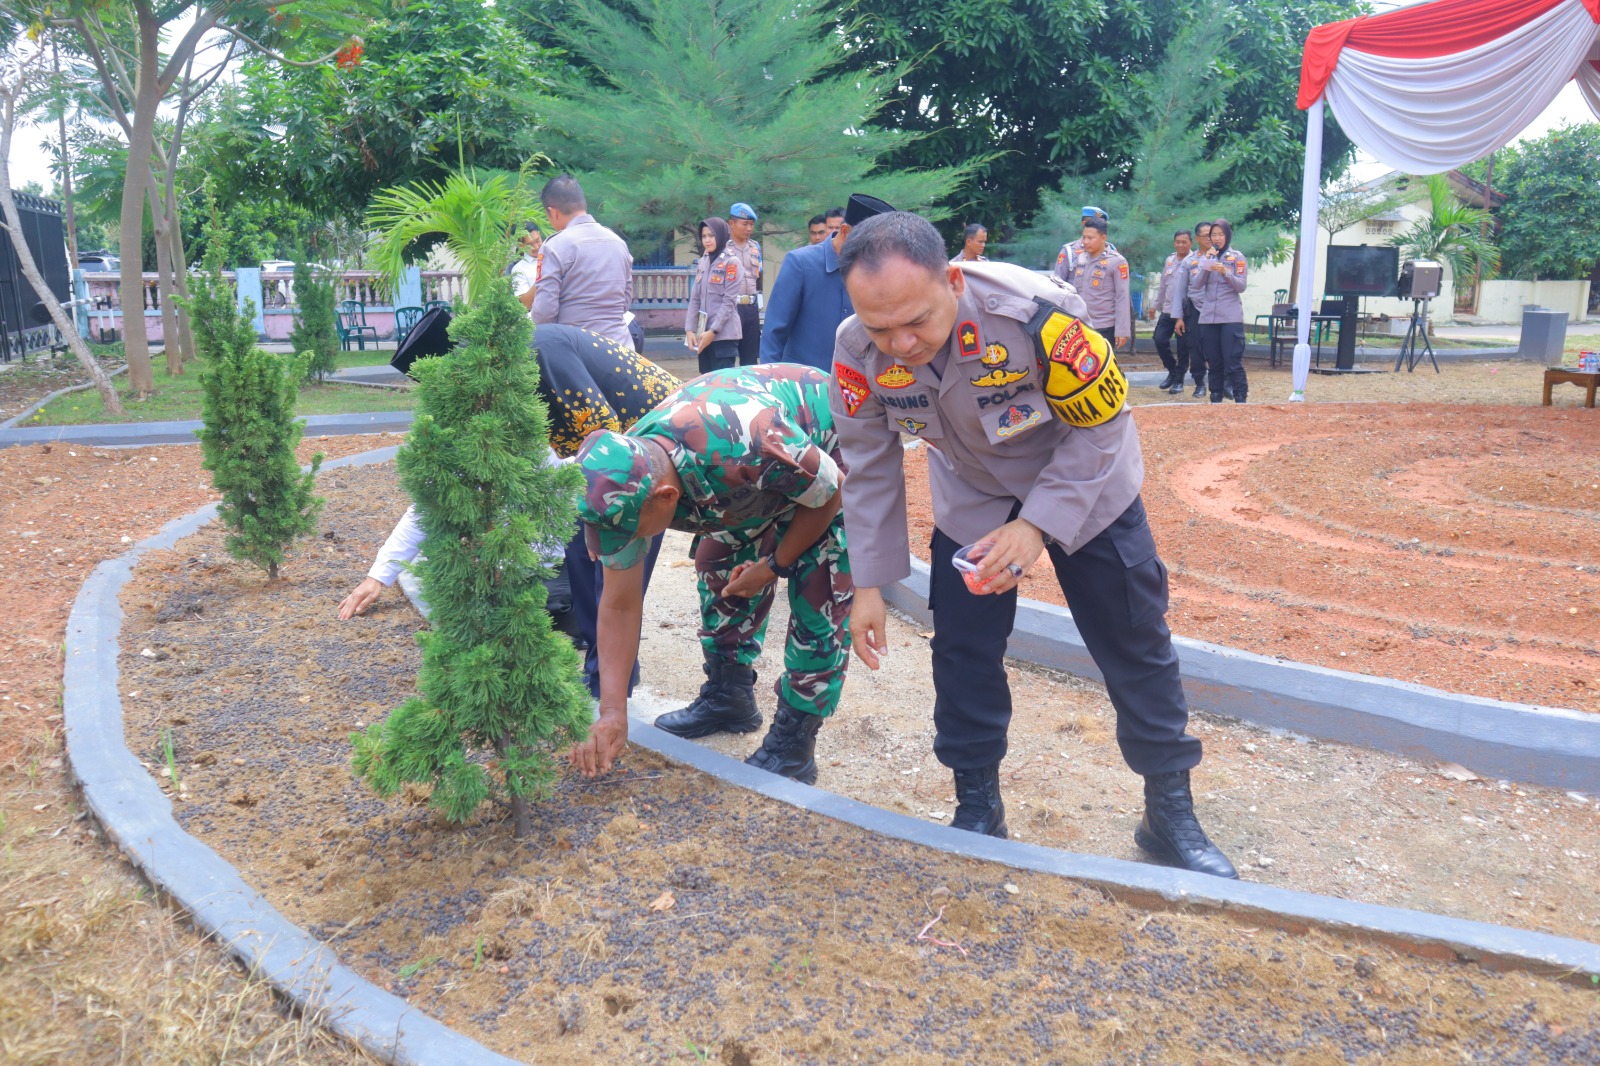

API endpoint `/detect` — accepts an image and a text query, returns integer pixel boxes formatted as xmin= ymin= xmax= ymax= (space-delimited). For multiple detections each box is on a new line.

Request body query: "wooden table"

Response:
xmin=1542 ymin=368 xmax=1600 ymax=407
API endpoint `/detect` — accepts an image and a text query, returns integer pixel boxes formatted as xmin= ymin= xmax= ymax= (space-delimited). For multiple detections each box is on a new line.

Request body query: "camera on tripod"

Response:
xmin=1396 ymin=259 xmax=1442 ymax=300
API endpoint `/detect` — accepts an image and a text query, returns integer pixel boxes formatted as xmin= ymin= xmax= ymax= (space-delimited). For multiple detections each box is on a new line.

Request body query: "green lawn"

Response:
xmin=28 ymin=356 xmax=413 ymax=426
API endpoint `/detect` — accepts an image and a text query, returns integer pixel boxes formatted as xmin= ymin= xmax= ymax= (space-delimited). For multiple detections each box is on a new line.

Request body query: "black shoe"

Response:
xmin=1192 ymin=384 xmax=1205 ymax=398
xmin=1134 ymin=770 xmax=1238 ymax=879
xmin=1167 ymin=380 xmax=1185 ymax=395
xmin=949 ymin=763 xmax=1008 ymax=838
xmin=653 ymin=660 xmax=761 ymax=738
xmin=1210 ymin=395 xmax=1224 ymax=403
xmin=1233 ymin=392 xmax=1247 ymax=403
xmin=1156 ymin=371 xmax=1177 ymax=391
xmin=743 ymin=701 xmax=823 ymax=784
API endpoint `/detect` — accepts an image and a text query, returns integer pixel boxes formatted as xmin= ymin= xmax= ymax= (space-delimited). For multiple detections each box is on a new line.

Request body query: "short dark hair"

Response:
xmin=1194 ymin=220 xmax=1212 ymax=235
xmin=1082 ymin=217 xmax=1108 ymax=234
xmin=808 ymin=214 xmax=827 ymax=228
xmin=1211 ymin=218 xmax=1233 ymax=250
xmin=825 ymin=206 xmax=846 ymax=221
xmin=1174 ymin=229 xmax=1191 ymax=240
xmin=963 ymin=223 xmax=987 ymax=240
xmin=540 ymin=174 xmax=586 ymax=214
xmin=838 ymin=212 xmax=948 ymax=280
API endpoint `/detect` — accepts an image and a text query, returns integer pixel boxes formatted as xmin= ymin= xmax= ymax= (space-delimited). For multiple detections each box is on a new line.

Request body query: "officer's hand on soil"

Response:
xmin=975 ymin=519 xmax=1046 ymax=595
xmin=849 ymin=587 xmax=889 ymax=670
xmin=723 ymin=559 xmax=774 ymax=599
xmin=569 ymin=710 xmax=627 ymax=777
xmin=338 ymin=577 xmax=384 ymax=620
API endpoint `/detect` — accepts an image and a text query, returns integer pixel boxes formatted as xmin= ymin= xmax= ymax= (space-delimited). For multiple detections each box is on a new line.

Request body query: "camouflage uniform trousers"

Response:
xmin=692 ymin=514 xmax=852 ymax=718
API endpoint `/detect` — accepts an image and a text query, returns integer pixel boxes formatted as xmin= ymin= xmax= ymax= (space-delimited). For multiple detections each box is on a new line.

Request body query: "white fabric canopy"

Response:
xmin=1289 ymin=0 xmax=1600 ymax=401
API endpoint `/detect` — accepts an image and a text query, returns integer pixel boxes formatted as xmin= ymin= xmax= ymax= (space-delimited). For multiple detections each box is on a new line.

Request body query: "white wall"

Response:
xmin=1475 ymin=279 xmax=1591 ymax=323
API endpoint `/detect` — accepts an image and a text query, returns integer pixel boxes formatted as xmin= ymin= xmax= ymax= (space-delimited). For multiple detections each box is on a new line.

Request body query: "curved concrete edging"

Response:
xmin=63 ymin=444 xmax=522 ymax=1066
xmin=0 ymin=410 xmax=413 ymax=450
xmin=0 ymin=364 xmax=129 ymax=430
xmin=56 ymin=430 xmax=1600 ymax=1066
xmin=883 ymin=559 xmax=1600 ymax=792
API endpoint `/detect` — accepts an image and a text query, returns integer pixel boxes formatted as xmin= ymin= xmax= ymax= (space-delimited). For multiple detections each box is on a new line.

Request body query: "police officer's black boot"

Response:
xmin=653 ymin=659 xmax=762 ymax=738
xmin=1157 ymin=369 xmax=1177 ymax=391
xmin=1134 ymin=770 xmax=1238 ymax=879
xmin=949 ymin=763 xmax=1008 ymax=838
xmin=743 ymin=701 xmax=823 ymax=785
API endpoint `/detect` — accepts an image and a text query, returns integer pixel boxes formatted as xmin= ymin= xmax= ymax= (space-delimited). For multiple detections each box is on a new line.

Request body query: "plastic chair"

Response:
xmin=394 ymin=306 xmax=424 ymax=345
xmin=336 ymin=300 xmax=379 ymax=351
xmin=424 ymin=299 xmax=453 ymax=315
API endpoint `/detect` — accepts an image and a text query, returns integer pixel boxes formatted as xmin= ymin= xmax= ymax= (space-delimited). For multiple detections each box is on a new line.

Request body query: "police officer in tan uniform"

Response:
xmin=1053 ymin=213 xmax=1131 ymax=353
xmin=727 ymin=202 xmax=764 ymax=366
xmin=534 ymin=174 xmax=634 ymax=350
xmin=1151 ymin=230 xmax=1192 ymax=393
xmin=1191 ymin=218 xmax=1250 ymax=403
xmin=832 ymin=211 xmax=1236 ymax=879
xmin=1171 ymin=221 xmax=1212 ymax=397
xmin=685 ymin=216 xmax=743 ymax=374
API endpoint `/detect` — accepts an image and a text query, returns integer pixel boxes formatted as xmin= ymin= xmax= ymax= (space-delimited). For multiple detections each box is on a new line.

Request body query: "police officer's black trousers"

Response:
xmin=564 ymin=527 xmax=665 ymax=698
xmin=1200 ymin=322 xmax=1248 ymax=401
xmin=1152 ymin=313 xmax=1182 ymax=375
xmin=735 ymin=303 xmax=762 ymax=367
xmin=699 ymin=339 xmax=739 ymax=376
xmin=925 ymin=497 xmax=1202 ymax=776
xmin=1183 ymin=303 xmax=1206 ymax=386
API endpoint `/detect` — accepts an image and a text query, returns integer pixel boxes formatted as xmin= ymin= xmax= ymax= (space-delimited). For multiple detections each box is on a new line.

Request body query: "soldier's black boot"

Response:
xmin=949 ymin=763 xmax=1008 ymax=838
xmin=743 ymin=701 xmax=823 ymax=784
xmin=1157 ymin=369 xmax=1177 ymax=391
xmin=1134 ymin=770 xmax=1238 ymax=879
xmin=653 ymin=660 xmax=761 ymax=738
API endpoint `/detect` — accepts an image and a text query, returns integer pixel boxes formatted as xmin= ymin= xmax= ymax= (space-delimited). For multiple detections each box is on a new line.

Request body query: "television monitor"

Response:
xmin=1325 ymin=244 xmax=1399 ymax=298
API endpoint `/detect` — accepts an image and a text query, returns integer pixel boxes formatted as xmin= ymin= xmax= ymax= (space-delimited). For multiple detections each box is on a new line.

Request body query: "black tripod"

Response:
xmin=1393 ymin=297 xmax=1438 ymax=374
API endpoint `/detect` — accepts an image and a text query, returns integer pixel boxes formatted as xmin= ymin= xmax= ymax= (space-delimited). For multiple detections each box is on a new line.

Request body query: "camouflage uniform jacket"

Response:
xmin=832 ymin=262 xmax=1143 ymax=590
xmin=599 ymin=364 xmax=843 ymax=569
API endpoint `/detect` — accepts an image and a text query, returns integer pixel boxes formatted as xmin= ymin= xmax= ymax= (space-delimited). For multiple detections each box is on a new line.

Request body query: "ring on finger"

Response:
xmin=1006 ymin=563 xmax=1023 ymax=578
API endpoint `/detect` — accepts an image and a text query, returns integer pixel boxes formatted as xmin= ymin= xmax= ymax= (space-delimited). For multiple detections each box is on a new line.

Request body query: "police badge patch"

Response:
xmin=876 ymin=364 xmax=915 ymax=389
xmin=981 ymin=343 xmax=1009 ymax=366
xmin=895 ymin=416 xmax=926 ymax=434
xmin=836 ymin=364 xmax=870 ymax=416
xmin=971 ymin=367 xmax=1028 ymax=388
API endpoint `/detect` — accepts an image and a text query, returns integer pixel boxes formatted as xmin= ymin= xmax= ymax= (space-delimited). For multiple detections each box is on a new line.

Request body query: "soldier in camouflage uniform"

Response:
xmin=569 ymin=364 xmax=853 ymax=783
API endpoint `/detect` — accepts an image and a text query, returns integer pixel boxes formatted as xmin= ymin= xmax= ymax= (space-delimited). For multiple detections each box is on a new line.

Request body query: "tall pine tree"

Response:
xmin=353 ymin=173 xmax=591 ymax=838
xmin=185 ymin=212 xmax=323 ymax=582
xmin=1009 ymin=13 xmax=1282 ymax=284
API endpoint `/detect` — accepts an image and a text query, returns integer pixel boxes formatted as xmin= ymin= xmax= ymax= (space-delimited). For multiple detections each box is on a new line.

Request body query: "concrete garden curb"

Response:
xmin=1 ymin=410 xmax=413 ymax=450
xmin=0 ymin=364 xmax=129 ymax=430
xmin=882 ymin=560 xmax=1600 ymax=793
xmin=59 ymin=440 xmax=1600 ymax=1066
xmin=63 ymin=445 xmax=521 ymax=1066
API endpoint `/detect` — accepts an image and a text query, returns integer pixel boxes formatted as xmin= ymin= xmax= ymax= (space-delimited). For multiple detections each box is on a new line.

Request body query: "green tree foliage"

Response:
xmin=352 ymin=173 xmax=590 ymax=838
xmin=367 ymin=170 xmax=536 ymax=300
xmin=1009 ymin=15 xmax=1281 ymax=285
xmin=1489 ymin=125 xmax=1600 ymax=280
xmin=1389 ymin=174 xmax=1500 ymax=288
xmin=830 ymin=0 xmax=1361 ymax=236
xmin=184 ymin=235 xmax=323 ymax=582
xmin=197 ymin=0 xmax=553 ymax=223
xmin=289 ymin=260 xmax=340 ymax=383
xmin=531 ymin=0 xmax=975 ymax=242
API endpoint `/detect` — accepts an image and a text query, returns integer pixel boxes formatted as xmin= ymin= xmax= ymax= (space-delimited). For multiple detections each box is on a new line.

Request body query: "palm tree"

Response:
xmin=1388 ymin=173 xmax=1500 ymax=288
xmin=365 ymin=170 xmax=540 ymax=305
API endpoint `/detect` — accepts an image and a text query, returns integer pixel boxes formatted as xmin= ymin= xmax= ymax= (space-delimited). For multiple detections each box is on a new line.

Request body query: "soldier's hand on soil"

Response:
xmin=974 ymin=519 xmax=1045 ymax=595
xmin=338 ymin=577 xmax=385 ymax=620
xmin=569 ymin=710 xmax=628 ymax=777
xmin=849 ymin=587 xmax=889 ymax=670
xmin=723 ymin=559 xmax=775 ymax=600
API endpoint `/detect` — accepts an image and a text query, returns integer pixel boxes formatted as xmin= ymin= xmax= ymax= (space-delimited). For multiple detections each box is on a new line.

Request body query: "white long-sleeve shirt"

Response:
xmin=366 ymin=450 xmax=571 ymax=584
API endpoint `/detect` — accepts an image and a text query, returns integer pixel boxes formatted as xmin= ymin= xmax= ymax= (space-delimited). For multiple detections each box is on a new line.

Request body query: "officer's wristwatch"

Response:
xmin=763 ymin=551 xmax=798 ymax=579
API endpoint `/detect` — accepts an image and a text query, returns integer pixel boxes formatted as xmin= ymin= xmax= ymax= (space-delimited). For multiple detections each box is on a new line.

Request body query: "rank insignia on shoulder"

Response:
xmin=958 ymin=321 xmax=980 ymax=358
xmin=1118 ymin=262 xmax=1129 ymax=280
xmin=876 ymin=364 xmax=915 ymax=389
xmin=981 ymin=342 xmax=1009 ymax=366
xmin=895 ymin=416 xmax=926 ymax=434
xmin=1025 ymin=299 xmax=1128 ymax=430
xmin=971 ymin=367 xmax=1028 ymax=388
xmin=836 ymin=364 xmax=871 ymax=416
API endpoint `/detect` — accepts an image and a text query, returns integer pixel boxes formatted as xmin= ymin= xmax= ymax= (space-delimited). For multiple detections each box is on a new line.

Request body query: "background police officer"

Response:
xmin=727 ymin=202 xmax=764 ymax=367
xmin=1152 ymin=229 xmax=1192 ymax=393
xmin=1054 ymin=213 xmax=1131 ymax=353
xmin=1173 ymin=220 xmax=1213 ymax=397
xmin=832 ymin=211 xmax=1236 ymax=879
xmin=534 ymin=175 xmax=635 ymax=349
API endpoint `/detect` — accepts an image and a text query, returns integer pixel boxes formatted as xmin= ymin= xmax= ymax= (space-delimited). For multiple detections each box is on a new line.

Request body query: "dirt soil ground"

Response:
xmin=117 ymin=456 xmax=1600 ymax=1064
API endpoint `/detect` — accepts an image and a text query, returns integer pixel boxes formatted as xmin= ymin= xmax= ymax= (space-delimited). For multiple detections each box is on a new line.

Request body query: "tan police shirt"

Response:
xmin=727 ymin=238 xmax=763 ymax=299
xmin=685 ymin=249 xmax=743 ymax=341
xmin=1054 ymin=242 xmax=1131 ymax=340
xmin=1193 ymin=248 xmax=1249 ymax=325
xmin=531 ymin=213 xmax=634 ymax=348
xmin=831 ymin=261 xmax=1144 ymax=590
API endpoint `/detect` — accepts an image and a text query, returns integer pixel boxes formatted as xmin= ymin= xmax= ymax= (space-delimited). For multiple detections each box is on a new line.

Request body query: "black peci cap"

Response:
xmin=844 ymin=194 xmax=896 ymax=227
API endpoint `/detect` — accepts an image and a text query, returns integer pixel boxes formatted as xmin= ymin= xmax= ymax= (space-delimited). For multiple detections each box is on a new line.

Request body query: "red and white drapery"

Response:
xmin=1289 ymin=0 xmax=1600 ymax=399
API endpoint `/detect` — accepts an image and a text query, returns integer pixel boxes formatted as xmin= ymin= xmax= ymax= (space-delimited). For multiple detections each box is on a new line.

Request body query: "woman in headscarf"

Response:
xmin=1194 ymin=217 xmax=1250 ymax=403
xmin=684 ymin=216 xmax=743 ymax=375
